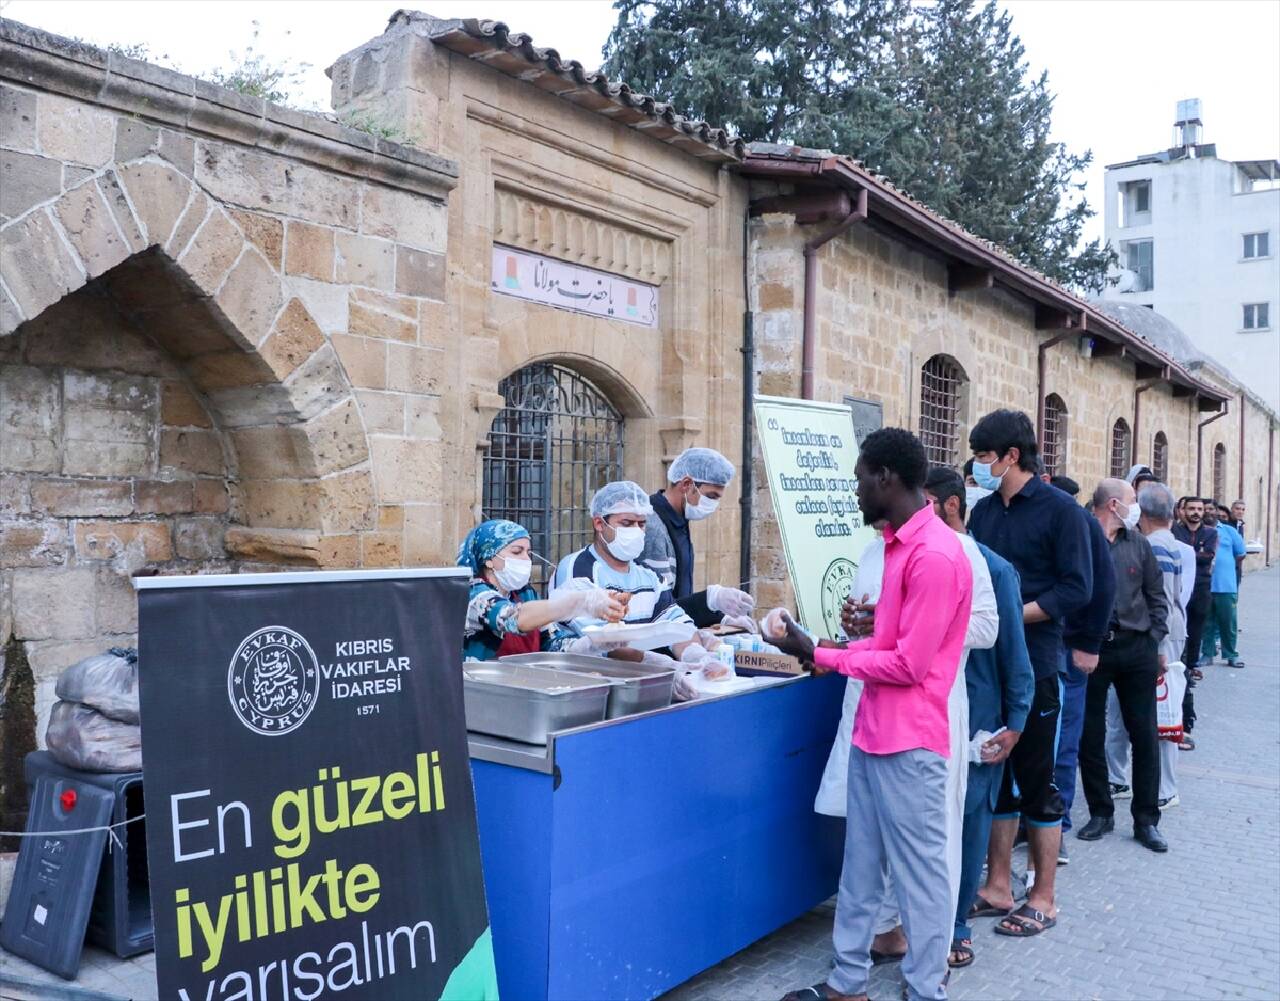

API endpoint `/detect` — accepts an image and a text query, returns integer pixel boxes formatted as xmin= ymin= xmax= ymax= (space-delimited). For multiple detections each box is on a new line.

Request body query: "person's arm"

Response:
xmin=1231 ymin=527 xmax=1246 ymax=580
xmin=993 ymin=564 xmax=1034 ymax=732
xmin=1178 ymin=545 xmax=1195 ymax=610
xmin=1140 ymin=540 xmax=1169 ymax=650
xmin=964 ymin=544 xmax=999 ymax=651
xmin=813 ymin=551 xmax=963 ymax=686
xmin=1031 ymin=503 xmax=1093 ymax=624
xmin=1064 ymin=524 xmax=1116 ymax=661
xmin=675 ymin=591 xmax=718 ymax=627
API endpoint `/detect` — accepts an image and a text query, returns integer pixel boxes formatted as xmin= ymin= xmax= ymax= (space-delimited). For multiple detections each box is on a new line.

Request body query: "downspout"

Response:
xmin=1035 ymin=333 xmax=1072 ymax=442
xmin=1133 ymin=382 xmax=1154 ymax=466
xmin=1195 ymin=401 xmax=1229 ymax=495
xmin=1237 ymin=391 xmax=1246 ymax=501
xmin=801 ymin=187 xmax=868 ymax=399
xmin=1267 ymin=422 xmax=1275 ymax=566
xmin=739 ymin=206 xmax=755 ymax=591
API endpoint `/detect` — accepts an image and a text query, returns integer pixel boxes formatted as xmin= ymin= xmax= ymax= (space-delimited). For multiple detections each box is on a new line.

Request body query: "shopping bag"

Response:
xmin=1155 ymin=661 xmax=1186 ymax=741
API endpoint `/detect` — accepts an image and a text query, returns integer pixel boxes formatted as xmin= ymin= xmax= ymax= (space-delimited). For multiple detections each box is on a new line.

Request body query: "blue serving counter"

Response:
xmin=467 ymin=672 xmax=846 ymax=1001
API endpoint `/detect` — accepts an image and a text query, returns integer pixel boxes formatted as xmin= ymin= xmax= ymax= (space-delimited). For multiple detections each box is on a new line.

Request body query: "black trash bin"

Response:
xmin=0 ymin=752 xmax=151 ymax=980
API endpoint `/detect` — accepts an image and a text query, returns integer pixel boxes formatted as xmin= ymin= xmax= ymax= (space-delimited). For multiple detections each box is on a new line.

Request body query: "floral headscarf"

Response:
xmin=456 ymin=519 xmax=530 ymax=576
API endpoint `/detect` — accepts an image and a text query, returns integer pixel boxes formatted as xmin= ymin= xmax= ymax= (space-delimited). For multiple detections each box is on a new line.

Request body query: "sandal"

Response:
xmin=780 ymin=985 xmax=866 ymax=1001
xmin=948 ymin=938 xmax=975 ymax=968
xmin=967 ymin=893 xmax=1010 ymax=919
xmin=1178 ymin=736 xmax=1196 ymax=751
xmin=994 ymin=903 xmax=1056 ymax=937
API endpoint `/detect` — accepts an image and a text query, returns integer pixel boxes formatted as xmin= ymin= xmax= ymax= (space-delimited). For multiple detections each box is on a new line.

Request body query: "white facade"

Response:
xmin=1101 ymin=105 xmax=1280 ymax=411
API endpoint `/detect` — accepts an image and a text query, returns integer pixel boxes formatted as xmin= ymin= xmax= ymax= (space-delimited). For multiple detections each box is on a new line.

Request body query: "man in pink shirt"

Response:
xmin=778 ymin=428 xmax=972 ymax=1001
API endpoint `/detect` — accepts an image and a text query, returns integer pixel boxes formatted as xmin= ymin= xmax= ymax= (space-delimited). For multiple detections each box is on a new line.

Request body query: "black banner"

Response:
xmin=136 ymin=569 xmax=496 ymax=1001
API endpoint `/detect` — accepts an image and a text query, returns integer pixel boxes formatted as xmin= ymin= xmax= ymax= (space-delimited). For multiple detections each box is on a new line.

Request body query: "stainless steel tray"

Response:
xmin=499 ymin=653 xmax=675 ymax=718
xmin=463 ymin=662 xmax=612 ymax=744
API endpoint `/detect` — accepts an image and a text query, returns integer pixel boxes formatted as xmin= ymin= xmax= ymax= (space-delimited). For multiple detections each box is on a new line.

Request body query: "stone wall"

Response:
xmin=748 ymin=207 xmax=1280 ymax=610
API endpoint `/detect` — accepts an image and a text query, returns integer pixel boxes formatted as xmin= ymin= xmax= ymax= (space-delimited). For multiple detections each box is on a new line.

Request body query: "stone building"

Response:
xmin=2 ymin=12 xmax=1277 ymax=758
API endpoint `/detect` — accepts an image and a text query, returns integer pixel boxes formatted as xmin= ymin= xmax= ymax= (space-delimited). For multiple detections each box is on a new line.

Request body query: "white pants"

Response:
xmin=1106 ymin=687 xmax=1178 ymax=800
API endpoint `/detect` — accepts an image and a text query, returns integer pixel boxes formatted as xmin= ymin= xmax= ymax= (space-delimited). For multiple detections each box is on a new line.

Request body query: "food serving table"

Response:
xmin=466 ymin=671 xmax=846 ymax=1001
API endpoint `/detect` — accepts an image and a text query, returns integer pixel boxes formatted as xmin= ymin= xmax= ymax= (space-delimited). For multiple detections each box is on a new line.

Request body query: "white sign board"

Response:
xmin=490 ymin=245 xmax=659 ymax=328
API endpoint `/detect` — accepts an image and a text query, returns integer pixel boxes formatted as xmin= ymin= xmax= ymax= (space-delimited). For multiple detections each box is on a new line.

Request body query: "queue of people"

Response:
xmin=765 ymin=410 xmax=1253 ymax=1001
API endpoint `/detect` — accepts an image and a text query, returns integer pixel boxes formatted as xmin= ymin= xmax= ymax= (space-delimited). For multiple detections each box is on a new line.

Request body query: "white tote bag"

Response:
xmin=1155 ymin=662 xmax=1186 ymax=741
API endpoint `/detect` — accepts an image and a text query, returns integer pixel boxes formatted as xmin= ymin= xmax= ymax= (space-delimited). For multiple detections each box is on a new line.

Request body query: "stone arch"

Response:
xmin=2 ymin=154 xmax=373 ymax=567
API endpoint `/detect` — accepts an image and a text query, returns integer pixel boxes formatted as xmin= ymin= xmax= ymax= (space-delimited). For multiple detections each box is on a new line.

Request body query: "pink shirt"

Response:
xmin=813 ymin=505 xmax=972 ymax=757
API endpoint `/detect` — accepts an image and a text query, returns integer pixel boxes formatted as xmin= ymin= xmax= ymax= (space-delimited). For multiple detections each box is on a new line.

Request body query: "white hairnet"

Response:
xmin=668 ymin=447 xmax=735 ymax=486
xmin=590 ymin=480 xmax=654 ymax=518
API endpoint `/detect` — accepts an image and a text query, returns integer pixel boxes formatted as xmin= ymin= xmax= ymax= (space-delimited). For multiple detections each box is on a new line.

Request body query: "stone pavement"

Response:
xmin=664 ymin=564 xmax=1280 ymax=1001
xmin=2 ymin=568 xmax=1277 ymax=1001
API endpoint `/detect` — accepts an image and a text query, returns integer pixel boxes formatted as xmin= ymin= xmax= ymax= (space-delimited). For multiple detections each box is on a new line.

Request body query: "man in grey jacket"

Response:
xmin=640 ymin=447 xmax=755 ymax=628
xmin=1077 ymin=478 xmax=1170 ymax=853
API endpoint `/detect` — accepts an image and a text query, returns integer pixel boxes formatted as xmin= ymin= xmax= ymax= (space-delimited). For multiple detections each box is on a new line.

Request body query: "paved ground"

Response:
xmin=2 ymin=567 xmax=1277 ymax=1000
xmin=664 ymin=564 xmax=1280 ymax=1001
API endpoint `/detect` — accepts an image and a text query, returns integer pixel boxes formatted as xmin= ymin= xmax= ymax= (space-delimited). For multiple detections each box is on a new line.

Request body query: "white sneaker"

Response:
xmin=1158 ymin=794 xmax=1180 ymax=809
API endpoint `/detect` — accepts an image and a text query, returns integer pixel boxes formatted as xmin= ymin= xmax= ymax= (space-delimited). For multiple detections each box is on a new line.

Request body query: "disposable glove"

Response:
xmin=679 ymin=644 xmax=714 ymax=665
xmin=760 ymin=607 xmax=789 ymax=641
xmin=720 ymin=614 xmax=759 ymax=634
xmin=707 ymin=584 xmax=755 ymax=618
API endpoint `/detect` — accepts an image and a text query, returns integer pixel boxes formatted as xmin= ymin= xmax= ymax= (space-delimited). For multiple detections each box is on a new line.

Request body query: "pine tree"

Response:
xmin=603 ymin=0 xmax=1114 ymax=292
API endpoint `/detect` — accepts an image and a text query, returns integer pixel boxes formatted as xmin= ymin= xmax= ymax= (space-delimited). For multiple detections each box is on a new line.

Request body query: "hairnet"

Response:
xmin=668 ymin=447 xmax=735 ymax=486
xmin=456 ymin=519 xmax=529 ymax=574
xmin=590 ymin=480 xmax=654 ymax=518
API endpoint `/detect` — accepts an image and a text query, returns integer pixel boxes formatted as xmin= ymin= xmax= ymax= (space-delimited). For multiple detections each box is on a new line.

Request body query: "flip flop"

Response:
xmin=994 ymin=903 xmax=1056 ymax=937
xmin=967 ymin=893 xmax=1009 ymax=919
xmin=870 ymin=948 xmax=906 ymax=966
xmin=780 ymin=985 xmax=866 ymax=1001
xmin=948 ymin=939 xmax=975 ymax=969
xmin=1178 ymin=736 xmax=1196 ymax=751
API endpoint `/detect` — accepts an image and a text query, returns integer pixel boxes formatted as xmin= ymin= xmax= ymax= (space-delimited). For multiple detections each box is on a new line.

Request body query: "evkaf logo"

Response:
xmin=227 ymin=626 xmax=321 ymax=735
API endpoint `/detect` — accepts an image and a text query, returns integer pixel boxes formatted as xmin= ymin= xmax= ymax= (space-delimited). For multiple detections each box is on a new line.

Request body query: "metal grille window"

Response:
xmin=1213 ymin=443 xmax=1227 ymax=503
xmin=1110 ymin=418 xmax=1132 ymax=478
xmin=1152 ymin=431 xmax=1169 ymax=483
xmin=1042 ymin=394 xmax=1067 ymax=477
xmin=483 ymin=364 xmax=624 ymax=588
xmin=919 ymin=355 xmax=966 ymax=467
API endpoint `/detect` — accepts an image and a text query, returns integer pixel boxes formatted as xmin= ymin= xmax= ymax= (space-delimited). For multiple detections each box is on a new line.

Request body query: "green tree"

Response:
xmin=603 ymin=0 xmax=1114 ymax=292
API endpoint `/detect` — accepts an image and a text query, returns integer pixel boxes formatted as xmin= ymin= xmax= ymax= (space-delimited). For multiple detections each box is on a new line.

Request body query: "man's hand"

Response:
xmin=841 ymin=593 xmax=875 ymax=637
xmin=1022 ymin=601 xmax=1050 ymax=624
xmin=772 ymin=613 xmax=817 ymax=666
xmin=1071 ymin=649 xmax=1100 ymax=674
xmin=1157 ymin=653 xmax=1167 ymax=676
xmin=981 ymin=729 xmax=1021 ymax=765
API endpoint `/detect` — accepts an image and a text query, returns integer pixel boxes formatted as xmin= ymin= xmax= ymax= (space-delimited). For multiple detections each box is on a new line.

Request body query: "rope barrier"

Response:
xmin=1 ymin=813 xmax=146 ymax=853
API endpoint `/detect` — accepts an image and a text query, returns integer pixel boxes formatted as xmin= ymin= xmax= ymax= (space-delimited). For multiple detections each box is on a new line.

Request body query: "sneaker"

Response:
xmin=1227 ymin=659 xmax=1246 ymax=669
xmin=1158 ymin=794 xmax=1180 ymax=809
xmin=1109 ymin=783 xmax=1132 ymax=799
xmin=1057 ymin=842 xmax=1069 ymax=866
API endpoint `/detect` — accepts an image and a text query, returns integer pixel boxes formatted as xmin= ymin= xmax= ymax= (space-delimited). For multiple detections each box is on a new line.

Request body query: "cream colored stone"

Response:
xmin=230 ymin=425 xmax=316 ymax=479
xmin=133 ymin=480 xmax=196 ymax=515
xmin=355 ymin=390 xmax=404 ymax=434
xmin=179 ymin=208 xmax=245 ymax=293
xmin=215 ymin=248 xmax=283 ymax=347
xmin=1 ymin=150 xmax=62 ymax=221
xmin=0 ymin=522 xmax=69 ymax=569
xmin=285 ymin=221 xmax=335 ymax=281
xmin=118 ymin=161 xmax=192 ymax=247
xmin=159 ymin=429 xmax=226 ymax=477
xmin=361 ymin=185 xmax=446 ymax=251
xmin=238 ymin=479 xmax=323 ymax=530
xmin=331 ymin=333 xmax=387 ymax=390
xmin=166 ymin=191 xmax=209 ymax=257
xmin=386 ymin=344 xmax=444 ymax=394
xmin=35 ymin=94 xmax=113 ymax=166
xmin=370 ymin=437 xmax=442 ymax=503
xmin=260 ymin=298 xmax=327 ymax=381
xmin=228 ymin=209 xmax=284 ymax=268
xmin=30 ymin=479 xmax=132 ymax=517
xmin=194 ymin=479 xmax=230 ymax=514
xmin=361 ymin=531 xmax=402 ymax=568
xmin=0 ymin=365 xmax=62 ymax=472
xmin=0 ymin=209 xmax=84 ymax=321
xmin=285 ymin=345 xmax=350 ymax=421
xmin=12 ymin=568 xmax=96 ymax=640
xmin=174 ymin=517 xmax=226 ymax=560
xmin=321 ymin=469 xmax=375 ymax=532
xmin=306 ymin=398 xmax=370 ymax=474
xmin=348 ymin=293 xmax=417 ymax=343
xmin=95 ymin=568 xmax=139 ymax=633
xmin=336 ymin=231 xmax=395 ymax=290
xmin=74 ymin=521 xmax=173 ymax=562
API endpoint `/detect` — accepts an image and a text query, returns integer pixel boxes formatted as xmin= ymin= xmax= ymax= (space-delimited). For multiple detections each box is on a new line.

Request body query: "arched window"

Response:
xmin=1151 ymin=431 xmax=1169 ymax=483
xmin=1212 ymin=443 xmax=1227 ymax=503
xmin=1109 ymin=418 xmax=1132 ymax=478
xmin=483 ymin=363 xmax=624 ymax=586
xmin=1042 ymin=394 xmax=1068 ymax=477
xmin=919 ymin=355 xmax=967 ymax=466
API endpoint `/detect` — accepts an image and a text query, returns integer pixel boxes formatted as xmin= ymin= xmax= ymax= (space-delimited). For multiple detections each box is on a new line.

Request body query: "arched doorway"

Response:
xmin=482 ymin=363 xmax=625 ymax=585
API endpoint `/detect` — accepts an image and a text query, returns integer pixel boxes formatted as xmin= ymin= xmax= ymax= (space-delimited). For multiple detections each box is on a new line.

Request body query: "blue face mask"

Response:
xmin=972 ymin=457 xmax=1007 ymax=491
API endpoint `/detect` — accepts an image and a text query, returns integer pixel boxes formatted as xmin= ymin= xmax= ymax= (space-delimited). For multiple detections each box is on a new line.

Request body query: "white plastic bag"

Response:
xmin=1155 ymin=662 xmax=1186 ymax=741
xmin=55 ymin=647 xmax=139 ymax=724
xmin=45 ymin=700 xmax=142 ymax=773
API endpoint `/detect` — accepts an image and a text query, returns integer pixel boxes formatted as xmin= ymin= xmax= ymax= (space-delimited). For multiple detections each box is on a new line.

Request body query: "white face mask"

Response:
xmin=965 ymin=486 xmax=992 ymax=511
xmin=1117 ymin=501 xmax=1140 ymax=531
xmin=492 ymin=557 xmax=532 ymax=593
xmin=604 ymin=524 xmax=646 ymax=563
xmin=685 ymin=486 xmax=720 ymax=522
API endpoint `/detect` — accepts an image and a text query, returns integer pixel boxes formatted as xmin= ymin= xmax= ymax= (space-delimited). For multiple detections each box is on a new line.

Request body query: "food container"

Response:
xmin=463 ymin=662 xmax=613 ymax=744
xmin=499 ymin=653 xmax=675 ymax=718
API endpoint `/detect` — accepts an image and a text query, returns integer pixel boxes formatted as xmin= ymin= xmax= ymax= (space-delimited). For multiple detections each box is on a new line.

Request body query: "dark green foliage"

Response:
xmin=604 ymin=0 xmax=1115 ymax=291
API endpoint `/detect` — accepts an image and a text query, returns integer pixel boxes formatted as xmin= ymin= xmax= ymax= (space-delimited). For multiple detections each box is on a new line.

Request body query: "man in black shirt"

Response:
xmin=1173 ymin=498 xmax=1215 ymax=671
xmin=1077 ymin=478 xmax=1170 ymax=852
xmin=967 ymin=410 xmax=1093 ymax=938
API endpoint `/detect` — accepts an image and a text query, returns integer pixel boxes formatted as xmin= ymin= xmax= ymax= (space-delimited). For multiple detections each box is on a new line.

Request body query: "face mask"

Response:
xmin=492 ymin=557 xmax=531 ymax=593
xmin=971 ymin=457 xmax=1007 ymax=492
xmin=965 ymin=486 xmax=992 ymax=510
xmin=685 ymin=486 xmax=720 ymax=522
xmin=604 ymin=524 xmax=646 ymax=563
xmin=1118 ymin=502 xmax=1140 ymax=532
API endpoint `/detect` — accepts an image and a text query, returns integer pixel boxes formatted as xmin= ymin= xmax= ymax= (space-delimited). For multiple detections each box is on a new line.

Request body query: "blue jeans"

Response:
xmin=1054 ymin=650 xmax=1089 ymax=832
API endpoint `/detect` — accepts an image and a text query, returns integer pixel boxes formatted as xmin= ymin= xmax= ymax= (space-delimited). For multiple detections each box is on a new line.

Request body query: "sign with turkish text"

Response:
xmin=136 ymin=569 xmax=497 ymax=1001
xmin=754 ymin=396 xmax=877 ymax=640
xmin=490 ymin=244 xmax=659 ymax=327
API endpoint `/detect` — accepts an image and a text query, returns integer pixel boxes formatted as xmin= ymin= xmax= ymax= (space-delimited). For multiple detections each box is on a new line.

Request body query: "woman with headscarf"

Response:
xmin=458 ymin=519 xmax=624 ymax=661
